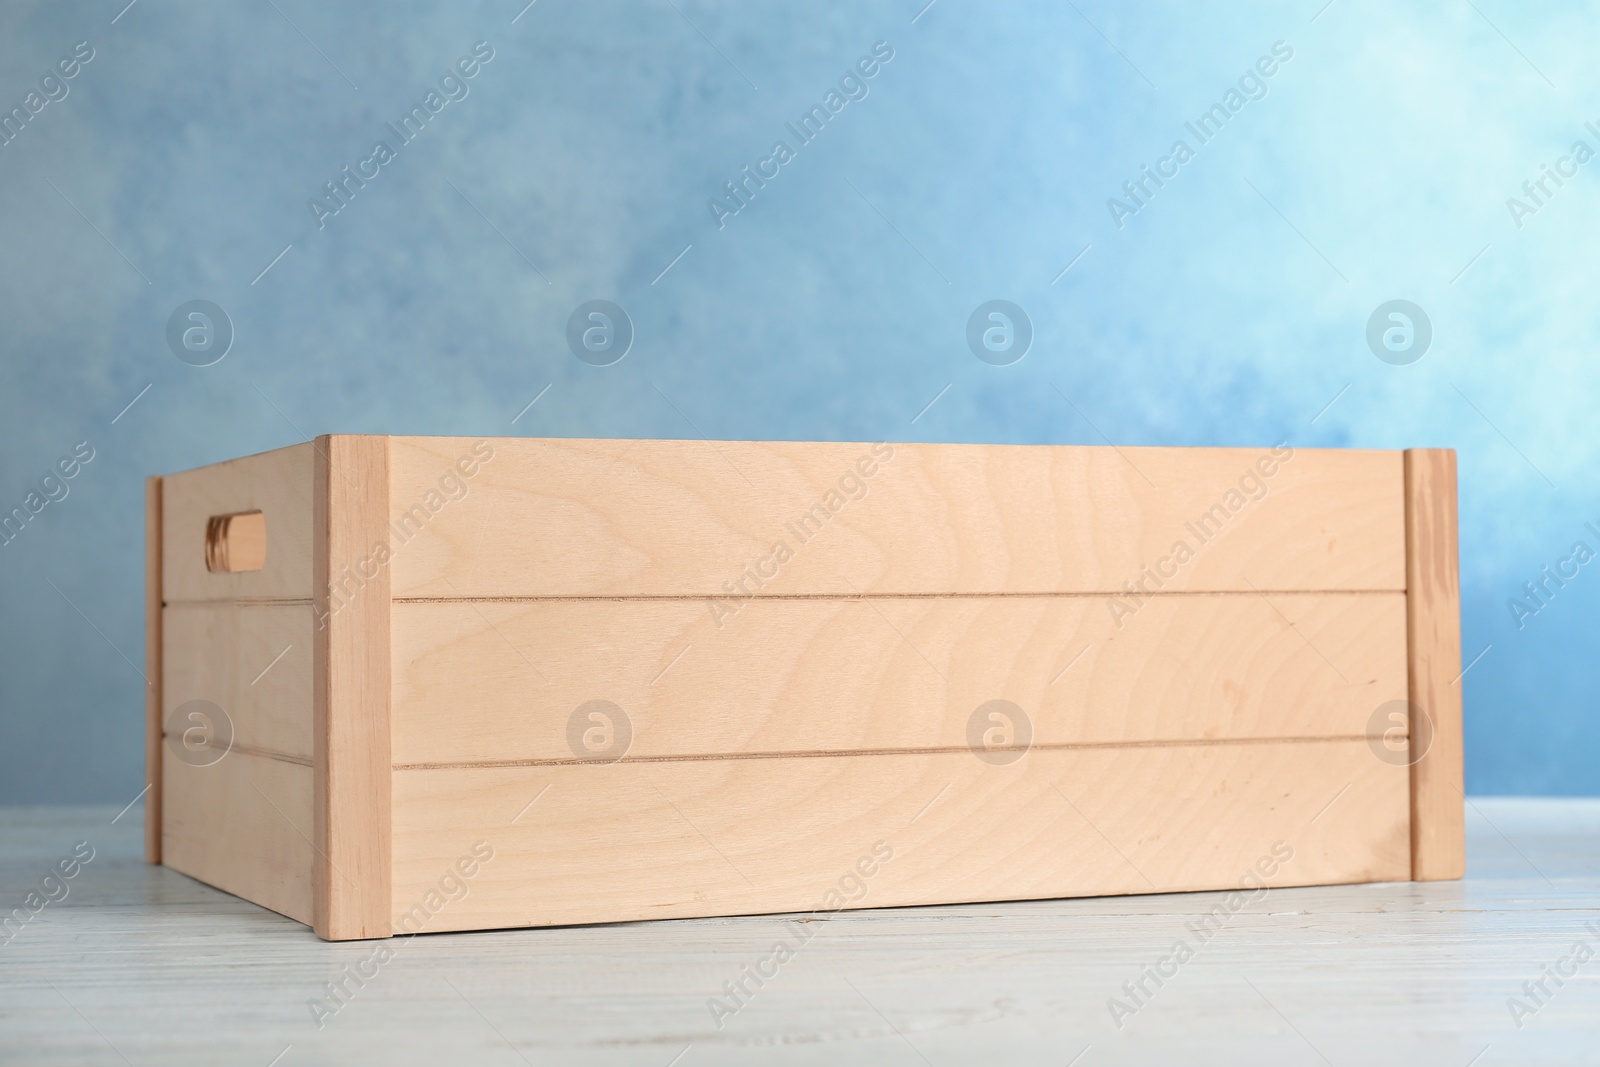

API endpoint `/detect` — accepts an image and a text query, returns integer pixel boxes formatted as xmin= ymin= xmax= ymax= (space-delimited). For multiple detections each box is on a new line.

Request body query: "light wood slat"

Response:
xmin=162 ymin=603 xmax=314 ymax=761
xmin=1404 ymin=449 xmax=1465 ymax=880
xmin=161 ymin=442 xmax=315 ymax=603
xmin=391 ymin=741 xmax=1410 ymax=932
xmin=390 ymin=592 xmax=1406 ymax=766
xmin=7 ymin=800 xmax=1591 ymax=1064
xmin=387 ymin=438 xmax=1404 ymax=599
xmin=161 ymin=751 xmax=314 ymax=926
xmin=312 ymin=435 xmax=392 ymax=940
xmin=145 ymin=477 xmax=163 ymax=865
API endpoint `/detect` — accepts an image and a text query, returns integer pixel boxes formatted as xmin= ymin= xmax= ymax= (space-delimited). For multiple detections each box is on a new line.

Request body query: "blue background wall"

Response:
xmin=1 ymin=0 xmax=1594 ymax=803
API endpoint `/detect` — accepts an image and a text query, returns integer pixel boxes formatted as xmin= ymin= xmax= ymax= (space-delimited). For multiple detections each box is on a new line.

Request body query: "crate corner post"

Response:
xmin=144 ymin=474 xmax=164 ymax=866
xmin=1403 ymin=448 xmax=1466 ymax=881
xmin=312 ymin=435 xmax=395 ymax=940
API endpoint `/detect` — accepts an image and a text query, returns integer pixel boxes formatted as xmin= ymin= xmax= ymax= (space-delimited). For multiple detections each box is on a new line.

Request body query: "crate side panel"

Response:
xmin=163 ymin=603 xmax=314 ymax=761
xmin=162 ymin=443 xmax=316 ymax=603
xmin=390 ymin=740 xmax=1409 ymax=932
xmin=391 ymin=592 xmax=1406 ymax=764
xmin=162 ymin=751 xmax=314 ymax=925
xmin=387 ymin=439 xmax=1404 ymax=598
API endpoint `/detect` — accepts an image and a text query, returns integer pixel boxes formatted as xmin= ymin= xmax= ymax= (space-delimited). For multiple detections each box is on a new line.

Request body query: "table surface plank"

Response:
xmin=1 ymin=799 xmax=1597 ymax=1065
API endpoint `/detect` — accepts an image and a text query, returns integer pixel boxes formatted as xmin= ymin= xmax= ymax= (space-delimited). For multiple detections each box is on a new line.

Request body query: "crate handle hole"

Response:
xmin=205 ymin=510 xmax=266 ymax=573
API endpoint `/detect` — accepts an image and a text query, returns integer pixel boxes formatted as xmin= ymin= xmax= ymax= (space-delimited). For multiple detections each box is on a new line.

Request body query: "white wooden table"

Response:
xmin=2 ymin=799 xmax=1596 ymax=1065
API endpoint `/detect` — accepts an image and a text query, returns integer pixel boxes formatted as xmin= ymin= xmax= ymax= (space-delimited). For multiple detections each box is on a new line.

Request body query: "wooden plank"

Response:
xmin=312 ymin=435 xmax=392 ymax=940
xmin=1404 ymin=449 xmax=1465 ymax=880
xmin=163 ymin=603 xmax=314 ymax=761
xmin=161 ymin=751 xmax=314 ymax=925
xmin=391 ymin=592 xmax=1407 ymax=765
xmin=144 ymin=476 xmax=163 ymax=865
xmin=391 ymin=740 xmax=1410 ymax=932
xmin=387 ymin=438 xmax=1404 ymax=599
xmin=162 ymin=442 xmax=315 ymax=603
xmin=8 ymin=800 xmax=1594 ymax=1063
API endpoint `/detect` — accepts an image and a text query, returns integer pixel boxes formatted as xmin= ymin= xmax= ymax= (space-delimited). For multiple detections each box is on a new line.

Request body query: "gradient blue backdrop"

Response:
xmin=1 ymin=0 xmax=1594 ymax=803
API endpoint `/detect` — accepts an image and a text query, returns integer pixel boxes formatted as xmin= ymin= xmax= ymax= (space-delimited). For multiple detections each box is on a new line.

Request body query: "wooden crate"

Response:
xmin=144 ymin=436 xmax=1464 ymax=941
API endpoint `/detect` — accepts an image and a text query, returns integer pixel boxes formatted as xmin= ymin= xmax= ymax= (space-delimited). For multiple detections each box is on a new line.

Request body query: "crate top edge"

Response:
xmin=154 ymin=436 xmax=1448 ymax=480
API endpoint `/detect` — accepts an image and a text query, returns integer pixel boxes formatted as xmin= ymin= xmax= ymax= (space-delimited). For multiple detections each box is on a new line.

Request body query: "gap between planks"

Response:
xmin=156 ymin=735 xmax=313 ymax=768
xmin=162 ymin=598 xmax=315 ymax=608
xmin=162 ymin=590 xmax=1404 ymax=607
xmin=162 ymin=735 xmax=1392 ymax=773
xmin=393 ymin=734 xmax=1385 ymax=771
xmin=389 ymin=589 xmax=1403 ymax=604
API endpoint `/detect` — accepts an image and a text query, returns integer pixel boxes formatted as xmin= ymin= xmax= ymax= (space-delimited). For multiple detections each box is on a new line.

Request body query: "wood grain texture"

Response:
xmin=387 ymin=438 xmax=1404 ymax=598
xmin=1405 ymin=449 xmax=1465 ymax=881
xmin=160 ymin=751 xmax=314 ymax=926
xmin=7 ymin=800 xmax=1592 ymax=1065
xmin=312 ymin=435 xmax=392 ymax=940
xmin=392 ymin=740 xmax=1410 ymax=932
xmin=391 ymin=592 xmax=1407 ymax=765
xmin=148 ymin=435 xmax=1434 ymax=938
xmin=144 ymin=476 xmax=162 ymax=865
xmin=204 ymin=510 xmax=267 ymax=573
xmin=162 ymin=603 xmax=314 ymax=761
xmin=162 ymin=442 xmax=315 ymax=603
